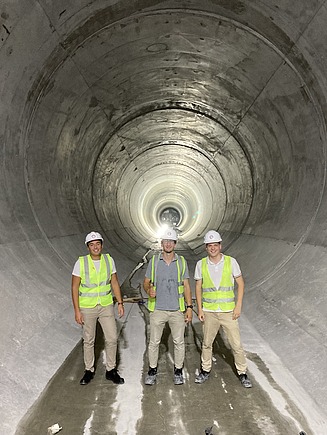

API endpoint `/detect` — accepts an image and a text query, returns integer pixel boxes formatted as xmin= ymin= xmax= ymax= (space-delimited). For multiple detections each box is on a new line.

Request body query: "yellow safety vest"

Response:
xmin=147 ymin=254 xmax=186 ymax=312
xmin=79 ymin=254 xmax=113 ymax=308
xmin=201 ymin=255 xmax=235 ymax=312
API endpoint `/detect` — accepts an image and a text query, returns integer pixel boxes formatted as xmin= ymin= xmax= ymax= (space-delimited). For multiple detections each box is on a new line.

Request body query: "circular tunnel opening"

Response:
xmin=20 ymin=4 xmax=326 ymax=286
xmin=2 ymin=2 xmax=327 ymax=431
xmin=159 ymin=206 xmax=182 ymax=227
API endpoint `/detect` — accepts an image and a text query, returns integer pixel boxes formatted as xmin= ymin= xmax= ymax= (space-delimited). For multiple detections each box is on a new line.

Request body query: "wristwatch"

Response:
xmin=186 ymin=304 xmax=193 ymax=309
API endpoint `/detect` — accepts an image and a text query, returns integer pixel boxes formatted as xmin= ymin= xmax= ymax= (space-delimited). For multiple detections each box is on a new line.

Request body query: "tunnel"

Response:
xmin=1 ymin=0 xmax=327 ymax=434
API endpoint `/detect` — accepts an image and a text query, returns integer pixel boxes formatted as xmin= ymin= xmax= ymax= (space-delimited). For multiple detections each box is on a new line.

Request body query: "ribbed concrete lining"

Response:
xmin=1 ymin=1 xmax=327 ymax=433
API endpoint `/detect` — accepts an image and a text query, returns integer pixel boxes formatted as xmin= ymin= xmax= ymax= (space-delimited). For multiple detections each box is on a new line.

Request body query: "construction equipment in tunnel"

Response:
xmin=118 ymin=249 xmax=152 ymax=302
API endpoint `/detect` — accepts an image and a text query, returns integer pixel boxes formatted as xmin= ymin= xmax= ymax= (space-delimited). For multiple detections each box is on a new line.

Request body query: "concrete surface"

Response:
xmin=1 ymin=0 xmax=327 ymax=433
xmin=14 ymin=302 xmax=317 ymax=435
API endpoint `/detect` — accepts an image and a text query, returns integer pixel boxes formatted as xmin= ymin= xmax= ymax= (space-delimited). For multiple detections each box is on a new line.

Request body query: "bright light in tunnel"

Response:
xmin=93 ymin=111 xmax=253 ymax=251
xmin=156 ymin=224 xmax=168 ymax=238
xmin=159 ymin=206 xmax=181 ymax=227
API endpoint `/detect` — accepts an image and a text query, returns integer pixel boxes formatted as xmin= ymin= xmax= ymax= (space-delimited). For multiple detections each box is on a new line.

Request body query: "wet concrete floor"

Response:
xmin=15 ymin=302 xmax=310 ymax=435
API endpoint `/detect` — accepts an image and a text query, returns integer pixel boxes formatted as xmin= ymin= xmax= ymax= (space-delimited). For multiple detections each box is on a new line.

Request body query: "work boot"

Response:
xmin=145 ymin=367 xmax=157 ymax=385
xmin=195 ymin=369 xmax=210 ymax=384
xmin=238 ymin=373 xmax=252 ymax=388
xmin=80 ymin=370 xmax=94 ymax=385
xmin=174 ymin=367 xmax=184 ymax=385
xmin=106 ymin=368 xmax=125 ymax=384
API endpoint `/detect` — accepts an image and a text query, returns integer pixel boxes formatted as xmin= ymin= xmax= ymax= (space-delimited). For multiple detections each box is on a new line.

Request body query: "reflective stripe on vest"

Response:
xmin=201 ymin=255 xmax=235 ymax=311
xmin=147 ymin=254 xmax=186 ymax=312
xmin=79 ymin=254 xmax=113 ymax=308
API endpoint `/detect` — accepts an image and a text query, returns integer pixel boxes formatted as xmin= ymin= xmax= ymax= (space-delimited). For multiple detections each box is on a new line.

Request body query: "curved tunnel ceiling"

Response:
xmin=2 ymin=1 xmax=327 ymax=432
xmin=20 ymin=5 xmax=326 ymax=288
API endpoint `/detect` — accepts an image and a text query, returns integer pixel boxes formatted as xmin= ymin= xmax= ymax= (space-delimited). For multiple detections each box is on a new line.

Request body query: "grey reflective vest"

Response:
xmin=147 ymin=254 xmax=186 ymax=312
xmin=79 ymin=254 xmax=113 ymax=308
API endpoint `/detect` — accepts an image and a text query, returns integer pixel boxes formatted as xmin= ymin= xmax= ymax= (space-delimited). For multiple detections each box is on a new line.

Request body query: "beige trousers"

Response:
xmin=201 ymin=311 xmax=247 ymax=374
xmin=80 ymin=304 xmax=117 ymax=372
xmin=148 ymin=310 xmax=185 ymax=369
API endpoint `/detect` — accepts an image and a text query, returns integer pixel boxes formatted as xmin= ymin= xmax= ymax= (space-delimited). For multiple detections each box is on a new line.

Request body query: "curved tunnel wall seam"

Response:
xmin=2 ymin=1 xmax=327 ymax=433
xmin=23 ymin=4 xmax=327 ymax=263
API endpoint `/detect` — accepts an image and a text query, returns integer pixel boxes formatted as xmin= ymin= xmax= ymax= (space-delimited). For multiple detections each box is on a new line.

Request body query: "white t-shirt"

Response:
xmin=194 ymin=254 xmax=241 ymax=312
xmin=72 ymin=256 xmax=117 ymax=277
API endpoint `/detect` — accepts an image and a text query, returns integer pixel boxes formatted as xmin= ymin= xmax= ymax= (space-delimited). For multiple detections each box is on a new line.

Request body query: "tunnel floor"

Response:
xmin=15 ymin=302 xmax=311 ymax=435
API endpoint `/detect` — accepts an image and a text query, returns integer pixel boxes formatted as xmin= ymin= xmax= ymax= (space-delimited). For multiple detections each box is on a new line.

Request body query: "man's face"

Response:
xmin=87 ymin=240 xmax=103 ymax=257
xmin=161 ymin=239 xmax=176 ymax=253
xmin=206 ymin=242 xmax=222 ymax=257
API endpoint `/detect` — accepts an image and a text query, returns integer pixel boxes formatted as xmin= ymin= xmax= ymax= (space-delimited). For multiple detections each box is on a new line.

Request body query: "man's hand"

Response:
xmin=117 ymin=303 xmax=125 ymax=318
xmin=233 ymin=305 xmax=241 ymax=320
xmin=185 ymin=308 xmax=193 ymax=323
xmin=75 ymin=309 xmax=84 ymax=325
xmin=197 ymin=308 xmax=205 ymax=322
xmin=143 ymin=278 xmax=156 ymax=298
xmin=148 ymin=282 xmax=156 ymax=298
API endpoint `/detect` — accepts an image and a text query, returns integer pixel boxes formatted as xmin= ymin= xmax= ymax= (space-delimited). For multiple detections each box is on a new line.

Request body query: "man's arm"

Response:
xmin=71 ymin=275 xmax=83 ymax=325
xmin=111 ymin=272 xmax=125 ymax=318
xmin=183 ymin=278 xmax=193 ymax=323
xmin=233 ymin=275 xmax=244 ymax=320
xmin=143 ymin=277 xmax=156 ymax=298
xmin=195 ymin=279 xmax=205 ymax=322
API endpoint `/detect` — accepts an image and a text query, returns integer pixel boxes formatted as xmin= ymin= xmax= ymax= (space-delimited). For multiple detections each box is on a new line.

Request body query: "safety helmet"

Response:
xmin=161 ymin=228 xmax=177 ymax=241
xmin=204 ymin=230 xmax=222 ymax=244
xmin=85 ymin=231 xmax=104 ymax=245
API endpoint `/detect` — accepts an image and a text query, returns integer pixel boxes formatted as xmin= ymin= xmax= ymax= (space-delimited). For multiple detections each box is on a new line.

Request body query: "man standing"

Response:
xmin=143 ymin=228 xmax=193 ymax=385
xmin=194 ymin=230 xmax=252 ymax=388
xmin=71 ymin=231 xmax=125 ymax=385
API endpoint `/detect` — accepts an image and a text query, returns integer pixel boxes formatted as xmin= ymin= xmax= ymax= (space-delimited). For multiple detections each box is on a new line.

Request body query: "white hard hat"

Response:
xmin=204 ymin=230 xmax=222 ymax=244
xmin=85 ymin=231 xmax=104 ymax=245
xmin=161 ymin=228 xmax=177 ymax=241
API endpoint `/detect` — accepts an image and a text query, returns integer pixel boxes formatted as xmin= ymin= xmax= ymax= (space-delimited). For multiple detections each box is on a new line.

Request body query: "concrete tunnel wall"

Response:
xmin=1 ymin=0 xmax=327 ymax=432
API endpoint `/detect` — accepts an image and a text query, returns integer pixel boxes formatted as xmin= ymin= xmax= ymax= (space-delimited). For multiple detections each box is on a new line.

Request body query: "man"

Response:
xmin=143 ymin=228 xmax=193 ymax=385
xmin=194 ymin=230 xmax=252 ymax=388
xmin=71 ymin=231 xmax=125 ymax=385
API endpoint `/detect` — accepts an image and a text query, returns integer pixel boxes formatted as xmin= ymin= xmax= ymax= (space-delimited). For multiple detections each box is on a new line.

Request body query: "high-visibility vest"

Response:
xmin=201 ymin=255 xmax=235 ymax=312
xmin=147 ymin=254 xmax=186 ymax=312
xmin=79 ymin=254 xmax=113 ymax=308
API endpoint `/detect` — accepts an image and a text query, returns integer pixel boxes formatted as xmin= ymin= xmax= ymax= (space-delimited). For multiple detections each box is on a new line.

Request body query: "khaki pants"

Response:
xmin=148 ymin=310 xmax=185 ymax=369
xmin=201 ymin=311 xmax=247 ymax=374
xmin=80 ymin=304 xmax=117 ymax=372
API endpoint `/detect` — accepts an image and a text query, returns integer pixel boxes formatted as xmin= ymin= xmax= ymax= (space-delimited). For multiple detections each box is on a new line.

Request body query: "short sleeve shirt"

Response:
xmin=194 ymin=254 xmax=241 ymax=312
xmin=145 ymin=253 xmax=189 ymax=311
xmin=72 ymin=255 xmax=117 ymax=276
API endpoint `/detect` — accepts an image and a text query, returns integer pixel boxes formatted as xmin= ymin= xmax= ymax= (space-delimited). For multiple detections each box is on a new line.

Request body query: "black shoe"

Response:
xmin=195 ymin=369 xmax=210 ymax=384
xmin=145 ymin=367 xmax=157 ymax=385
xmin=174 ymin=367 xmax=184 ymax=385
xmin=106 ymin=368 xmax=125 ymax=384
xmin=80 ymin=370 xmax=94 ymax=385
xmin=239 ymin=373 xmax=252 ymax=388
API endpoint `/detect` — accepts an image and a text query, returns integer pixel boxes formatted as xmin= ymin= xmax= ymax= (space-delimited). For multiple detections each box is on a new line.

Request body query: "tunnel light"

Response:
xmin=156 ymin=224 xmax=168 ymax=238
xmin=159 ymin=207 xmax=181 ymax=226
